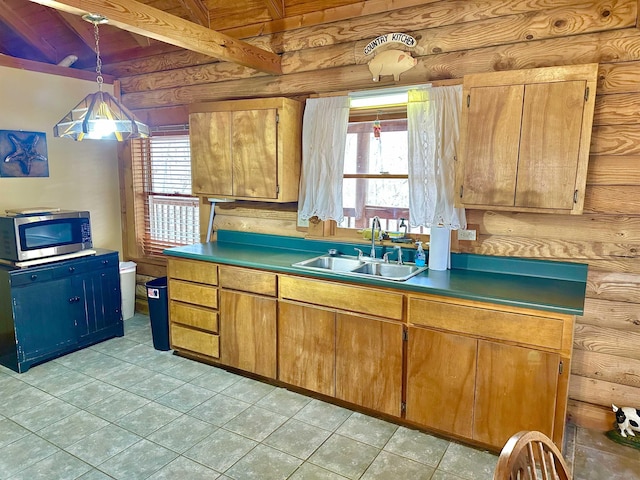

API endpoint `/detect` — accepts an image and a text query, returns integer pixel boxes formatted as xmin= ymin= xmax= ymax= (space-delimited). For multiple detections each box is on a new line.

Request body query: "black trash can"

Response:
xmin=145 ymin=277 xmax=170 ymax=351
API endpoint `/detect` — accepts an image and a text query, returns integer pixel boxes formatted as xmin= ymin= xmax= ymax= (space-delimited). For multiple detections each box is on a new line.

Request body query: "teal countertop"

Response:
xmin=164 ymin=230 xmax=588 ymax=316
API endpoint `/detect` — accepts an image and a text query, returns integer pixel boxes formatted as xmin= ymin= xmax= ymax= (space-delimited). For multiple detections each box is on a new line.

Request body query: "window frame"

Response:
xmin=321 ymin=103 xmax=430 ymax=246
xmin=121 ymin=127 xmax=200 ymax=265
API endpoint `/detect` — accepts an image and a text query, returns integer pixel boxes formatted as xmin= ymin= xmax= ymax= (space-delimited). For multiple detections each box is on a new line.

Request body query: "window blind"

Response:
xmin=131 ymin=134 xmax=199 ymax=256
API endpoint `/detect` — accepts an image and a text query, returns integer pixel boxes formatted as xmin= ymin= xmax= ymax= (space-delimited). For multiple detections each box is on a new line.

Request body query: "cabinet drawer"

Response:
xmin=219 ymin=265 xmax=277 ymax=296
xmin=408 ymin=297 xmax=563 ymax=350
xmin=10 ymin=269 xmax=55 ymax=286
xmin=168 ymin=258 xmax=218 ymax=285
xmin=280 ymin=276 xmax=403 ymax=320
xmin=170 ymin=301 xmax=218 ymax=332
xmin=169 ymin=279 xmax=218 ymax=309
xmin=170 ymin=323 xmax=219 ymax=358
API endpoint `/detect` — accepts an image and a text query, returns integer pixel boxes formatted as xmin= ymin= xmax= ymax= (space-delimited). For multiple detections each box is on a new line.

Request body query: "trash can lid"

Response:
xmin=119 ymin=261 xmax=137 ymax=273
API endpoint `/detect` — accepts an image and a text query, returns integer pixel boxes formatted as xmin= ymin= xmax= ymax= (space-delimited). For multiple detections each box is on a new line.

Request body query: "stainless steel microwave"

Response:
xmin=0 ymin=210 xmax=92 ymax=262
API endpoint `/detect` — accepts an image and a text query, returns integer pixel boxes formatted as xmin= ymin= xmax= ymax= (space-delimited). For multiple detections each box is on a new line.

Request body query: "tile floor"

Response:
xmin=0 ymin=314 xmax=638 ymax=480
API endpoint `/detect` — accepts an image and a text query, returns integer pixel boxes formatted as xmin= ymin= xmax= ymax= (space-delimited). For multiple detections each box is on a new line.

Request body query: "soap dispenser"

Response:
xmin=414 ymin=241 xmax=426 ymax=267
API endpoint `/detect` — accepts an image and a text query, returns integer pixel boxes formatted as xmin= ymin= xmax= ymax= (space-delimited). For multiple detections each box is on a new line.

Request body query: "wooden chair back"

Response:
xmin=493 ymin=430 xmax=572 ymax=480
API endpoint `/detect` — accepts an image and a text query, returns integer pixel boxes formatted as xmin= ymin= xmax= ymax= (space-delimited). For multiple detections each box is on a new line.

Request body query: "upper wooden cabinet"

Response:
xmin=455 ymin=64 xmax=598 ymax=214
xmin=189 ymin=97 xmax=303 ymax=202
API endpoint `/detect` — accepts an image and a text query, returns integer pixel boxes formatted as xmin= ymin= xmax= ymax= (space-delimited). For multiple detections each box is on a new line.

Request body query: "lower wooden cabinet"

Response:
xmin=278 ymin=301 xmax=403 ymax=415
xmin=473 ymin=340 xmax=559 ymax=447
xmin=406 ymin=326 xmax=561 ymax=448
xmin=277 ymin=278 xmax=404 ymax=416
xmin=406 ymin=294 xmax=569 ymax=449
xmin=167 ymin=258 xmax=220 ymax=359
xmin=406 ymin=327 xmax=476 ymax=438
xmin=219 ymin=290 xmax=277 ymax=378
xmin=278 ymin=301 xmax=335 ymax=396
xmin=164 ymin=260 xmax=574 ymax=451
xmin=336 ymin=313 xmax=403 ymax=416
xmin=170 ymin=323 xmax=219 ymax=357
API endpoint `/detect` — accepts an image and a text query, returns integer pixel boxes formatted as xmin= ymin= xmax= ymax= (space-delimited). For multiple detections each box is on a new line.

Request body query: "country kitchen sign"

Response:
xmin=364 ymin=33 xmax=418 ymax=82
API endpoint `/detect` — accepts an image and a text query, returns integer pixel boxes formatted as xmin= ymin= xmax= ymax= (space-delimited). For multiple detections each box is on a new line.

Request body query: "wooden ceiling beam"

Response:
xmin=263 ymin=0 xmax=285 ymax=20
xmin=0 ymin=1 xmax=59 ymax=63
xmin=28 ymin=0 xmax=282 ymax=75
xmin=223 ymin=0 xmax=434 ymax=39
xmin=56 ymin=10 xmax=95 ymax=50
xmin=177 ymin=0 xmax=209 ymax=27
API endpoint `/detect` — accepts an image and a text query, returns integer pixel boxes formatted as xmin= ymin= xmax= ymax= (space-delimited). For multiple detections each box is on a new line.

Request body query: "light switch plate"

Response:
xmin=458 ymin=229 xmax=477 ymax=241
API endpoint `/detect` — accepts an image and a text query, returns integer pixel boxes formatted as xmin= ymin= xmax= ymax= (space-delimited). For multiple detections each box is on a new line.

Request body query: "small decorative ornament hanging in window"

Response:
xmin=373 ymin=116 xmax=381 ymax=139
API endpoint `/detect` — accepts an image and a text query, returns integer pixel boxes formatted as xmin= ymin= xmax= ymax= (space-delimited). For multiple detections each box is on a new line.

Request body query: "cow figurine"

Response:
xmin=368 ymin=49 xmax=417 ymax=82
xmin=612 ymin=404 xmax=640 ymax=437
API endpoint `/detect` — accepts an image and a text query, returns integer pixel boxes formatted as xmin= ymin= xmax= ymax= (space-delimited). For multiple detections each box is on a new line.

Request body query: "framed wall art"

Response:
xmin=0 ymin=130 xmax=49 ymax=178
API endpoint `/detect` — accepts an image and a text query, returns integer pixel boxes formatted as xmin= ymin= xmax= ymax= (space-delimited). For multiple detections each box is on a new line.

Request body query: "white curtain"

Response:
xmin=298 ymin=96 xmax=350 ymax=222
xmin=407 ymin=85 xmax=466 ymax=230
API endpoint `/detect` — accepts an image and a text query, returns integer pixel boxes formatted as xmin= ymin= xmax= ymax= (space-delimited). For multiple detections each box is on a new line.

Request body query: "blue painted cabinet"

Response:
xmin=0 ymin=250 xmax=124 ymax=373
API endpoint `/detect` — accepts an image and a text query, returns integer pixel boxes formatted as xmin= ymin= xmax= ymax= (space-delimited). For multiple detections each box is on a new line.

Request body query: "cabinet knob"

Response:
xmin=102 ymin=260 xmax=109 ymax=265
xmin=68 ymin=296 xmax=81 ymax=303
xmin=68 ymin=267 xmax=75 ymax=273
xmin=30 ymin=275 xmax=37 ymax=281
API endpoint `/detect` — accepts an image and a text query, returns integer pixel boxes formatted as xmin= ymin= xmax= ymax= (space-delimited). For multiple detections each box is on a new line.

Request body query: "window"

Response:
xmin=131 ymin=134 xmax=199 ymax=257
xmin=340 ymin=117 xmax=409 ymax=232
xmin=337 ymin=91 xmax=425 ymax=236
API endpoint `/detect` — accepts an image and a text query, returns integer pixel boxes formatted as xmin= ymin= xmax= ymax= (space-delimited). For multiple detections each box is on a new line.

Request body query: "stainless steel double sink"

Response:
xmin=291 ymin=254 xmax=427 ymax=281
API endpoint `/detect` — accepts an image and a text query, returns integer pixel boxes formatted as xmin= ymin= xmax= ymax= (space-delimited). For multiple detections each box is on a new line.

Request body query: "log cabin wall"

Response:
xmin=117 ymin=0 xmax=640 ymax=431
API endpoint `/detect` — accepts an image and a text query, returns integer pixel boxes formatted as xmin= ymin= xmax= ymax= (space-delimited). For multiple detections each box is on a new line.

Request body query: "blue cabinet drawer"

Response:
xmin=10 ymin=268 xmax=55 ymax=286
xmin=10 ymin=253 xmax=119 ymax=286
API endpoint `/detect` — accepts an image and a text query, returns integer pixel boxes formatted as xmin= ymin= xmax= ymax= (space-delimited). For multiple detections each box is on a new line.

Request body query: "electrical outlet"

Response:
xmin=458 ymin=229 xmax=476 ymax=241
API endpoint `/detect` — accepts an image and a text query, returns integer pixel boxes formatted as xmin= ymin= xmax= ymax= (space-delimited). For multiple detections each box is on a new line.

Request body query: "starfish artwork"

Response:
xmin=0 ymin=130 xmax=49 ymax=177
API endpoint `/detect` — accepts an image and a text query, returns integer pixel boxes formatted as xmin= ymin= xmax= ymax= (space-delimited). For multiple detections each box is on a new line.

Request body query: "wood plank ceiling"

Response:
xmin=0 ymin=0 xmax=366 ymax=75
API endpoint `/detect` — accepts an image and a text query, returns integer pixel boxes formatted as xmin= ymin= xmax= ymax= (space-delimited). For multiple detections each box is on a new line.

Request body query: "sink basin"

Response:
xmin=292 ymin=255 xmax=364 ymax=272
xmin=351 ymin=262 xmax=426 ymax=281
xmin=292 ymin=254 xmax=427 ymax=281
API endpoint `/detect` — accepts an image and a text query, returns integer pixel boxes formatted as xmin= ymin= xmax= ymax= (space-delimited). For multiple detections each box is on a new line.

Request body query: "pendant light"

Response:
xmin=53 ymin=14 xmax=150 ymax=141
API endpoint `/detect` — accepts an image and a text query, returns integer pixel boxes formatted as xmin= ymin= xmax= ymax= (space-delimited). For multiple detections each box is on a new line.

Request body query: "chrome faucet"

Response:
xmin=398 ymin=218 xmax=408 ymax=238
xmin=370 ymin=216 xmax=382 ymax=258
xmin=394 ymin=245 xmax=404 ymax=265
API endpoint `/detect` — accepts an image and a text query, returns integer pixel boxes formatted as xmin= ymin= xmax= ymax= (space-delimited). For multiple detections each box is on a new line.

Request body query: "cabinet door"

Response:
xmin=335 ymin=313 xmax=403 ymax=416
xmin=13 ymin=278 xmax=78 ymax=361
xmin=517 ymin=80 xmax=586 ymax=210
xmin=76 ymin=268 xmax=122 ymax=338
xmin=278 ymin=301 xmax=335 ymax=396
xmin=219 ymin=290 xmax=277 ymax=378
xmin=190 ymin=111 xmax=233 ymax=196
xmin=473 ymin=341 xmax=560 ymax=448
xmin=460 ymin=84 xmax=524 ymax=207
xmin=232 ymin=109 xmax=278 ymax=199
xmin=406 ymin=327 xmax=477 ymax=437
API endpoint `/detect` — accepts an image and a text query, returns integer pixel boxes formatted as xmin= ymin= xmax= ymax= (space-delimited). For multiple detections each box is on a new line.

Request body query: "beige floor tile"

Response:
xmin=264 ymin=418 xmax=332 ymax=460
xmin=437 ymin=442 xmax=497 ymax=480
xmin=225 ymin=444 xmax=303 ymax=480
xmin=308 ymin=434 xmax=379 ymax=479
xmin=360 ymin=450 xmax=435 ymax=480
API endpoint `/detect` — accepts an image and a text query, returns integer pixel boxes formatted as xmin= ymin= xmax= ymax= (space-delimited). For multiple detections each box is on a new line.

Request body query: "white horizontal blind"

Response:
xmin=131 ymin=134 xmax=199 ymax=256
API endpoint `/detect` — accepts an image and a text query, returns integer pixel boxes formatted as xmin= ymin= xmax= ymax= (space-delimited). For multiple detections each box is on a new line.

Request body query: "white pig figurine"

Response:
xmin=368 ymin=50 xmax=417 ymax=82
